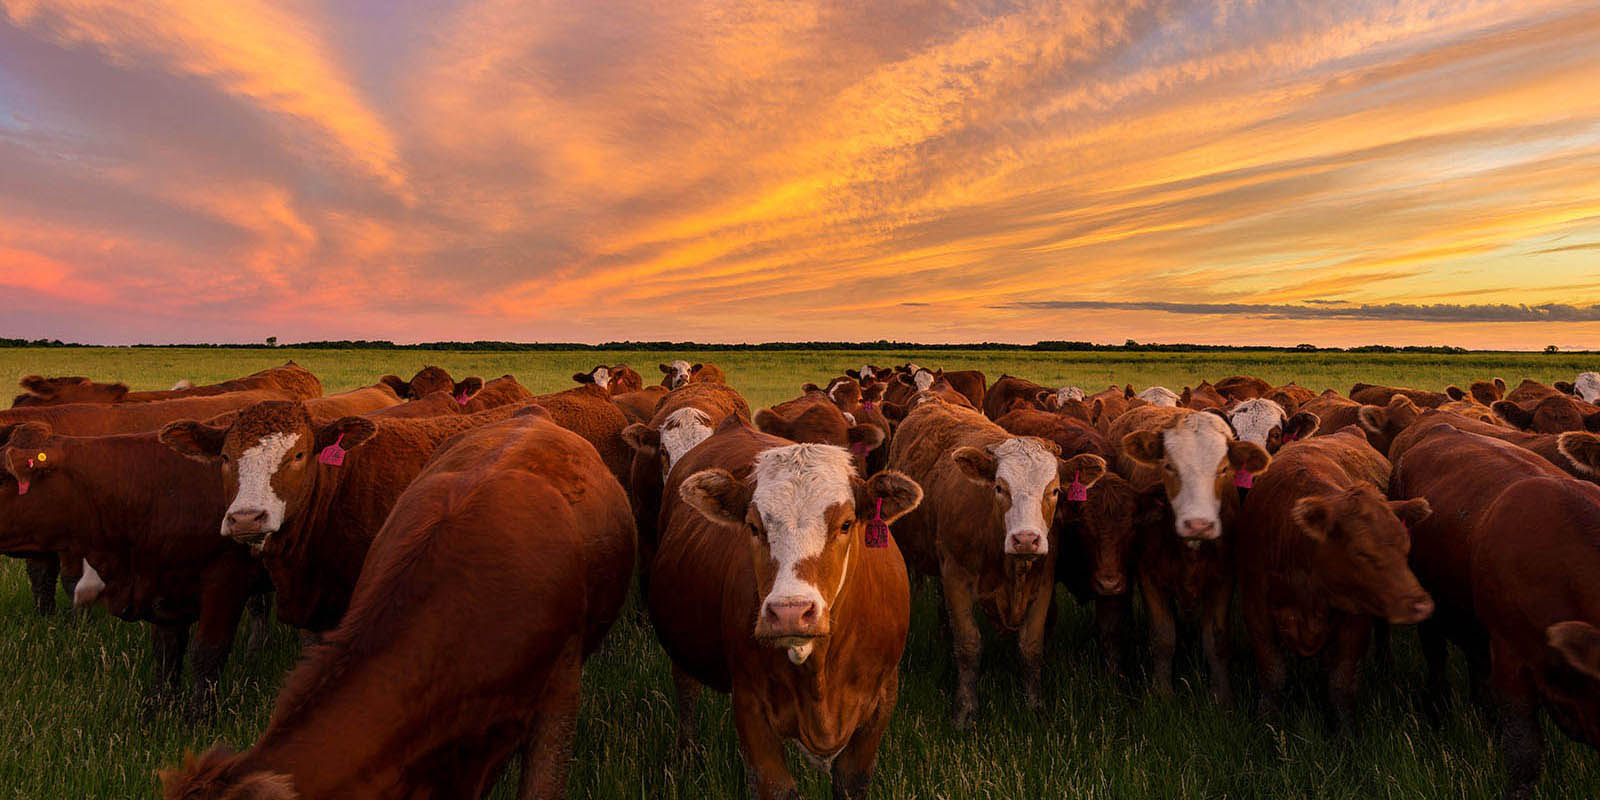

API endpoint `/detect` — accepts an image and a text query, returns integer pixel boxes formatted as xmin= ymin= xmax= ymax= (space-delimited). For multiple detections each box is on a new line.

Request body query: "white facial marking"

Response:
xmin=842 ymin=411 xmax=857 ymax=425
xmin=1162 ymin=413 xmax=1233 ymax=539
xmin=170 ymin=379 xmax=193 ymax=391
xmin=1056 ymin=386 xmax=1086 ymax=403
xmin=1576 ymin=372 xmax=1600 ymax=404
xmin=751 ymin=444 xmax=855 ymax=619
xmin=993 ymin=438 xmax=1059 ymax=555
xmin=859 ymin=365 xmax=875 ymax=380
xmin=913 ymin=369 xmax=934 ymax=391
xmin=1227 ymin=398 xmax=1287 ymax=447
xmin=226 ymin=432 xmax=300 ymax=535
xmin=591 ymin=366 xmax=610 ymax=389
xmin=659 ymin=408 xmax=713 ymax=480
xmin=667 ymin=359 xmax=692 ymax=388
xmin=787 ymin=642 xmax=814 ymax=665
xmin=73 ymin=561 xmax=105 ymax=608
xmin=1139 ymin=386 xmax=1180 ymax=407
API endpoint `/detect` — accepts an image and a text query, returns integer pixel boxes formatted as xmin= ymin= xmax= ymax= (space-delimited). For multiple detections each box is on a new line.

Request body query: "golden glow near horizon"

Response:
xmin=3 ymin=0 xmax=1600 ymax=347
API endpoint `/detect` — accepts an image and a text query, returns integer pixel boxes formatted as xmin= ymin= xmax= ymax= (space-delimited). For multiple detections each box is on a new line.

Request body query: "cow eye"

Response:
xmin=1051 ymin=487 xmax=1061 ymax=497
xmin=746 ymin=521 xmax=760 ymax=537
xmin=219 ymin=454 xmax=230 ymax=464
xmin=840 ymin=519 xmax=853 ymax=532
xmin=994 ymin=483 xmax=1005 ymax=495
xmin=294 ymin=452 xmax=305 ymax=461
xmin=1163 ymin=463 xmax=1177 ymax=473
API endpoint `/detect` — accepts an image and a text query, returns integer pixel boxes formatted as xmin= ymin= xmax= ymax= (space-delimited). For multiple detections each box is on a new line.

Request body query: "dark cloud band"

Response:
xmin=1002 ymin=300 xmax=1600 ymax=323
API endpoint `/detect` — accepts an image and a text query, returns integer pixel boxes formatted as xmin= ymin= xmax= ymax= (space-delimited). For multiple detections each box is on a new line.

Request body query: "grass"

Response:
xmin=1 ymin=347 xmax=1597 ymax=798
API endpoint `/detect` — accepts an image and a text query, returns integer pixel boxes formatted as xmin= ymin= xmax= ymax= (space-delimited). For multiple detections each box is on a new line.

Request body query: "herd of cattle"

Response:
xmin=3 ymin=360 xmax=1599 ymax=799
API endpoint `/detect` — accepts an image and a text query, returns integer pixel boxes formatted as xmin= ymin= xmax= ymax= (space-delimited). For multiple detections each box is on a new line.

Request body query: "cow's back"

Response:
xmin=0 ymin=389 xmax=295 ymax=436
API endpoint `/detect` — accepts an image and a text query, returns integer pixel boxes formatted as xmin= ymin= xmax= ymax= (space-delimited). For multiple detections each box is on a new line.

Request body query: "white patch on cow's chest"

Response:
xmin=752 ymin=445 xmax=854 ymax=613
xmin=993 ymin=438 xmax=1058 ymax=554
xmin=660 ymin=408 xmax=713 ymax=479
xmin=1227 ymin=398 xmax=1286 ymax=447
xmin=229 ymin=432 xmax=300 ymax=534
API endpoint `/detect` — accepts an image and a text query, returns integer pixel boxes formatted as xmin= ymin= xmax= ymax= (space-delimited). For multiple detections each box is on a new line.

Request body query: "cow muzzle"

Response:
xmin=756 ymin=595 xmax=826 ymax=644
xmin=1388 ymin=593 xmax=1435 ymax=625
xmin=1094 ymin=571 xmax=1126 ymax=595
xmin=223 ymin=508 xmax=275 ymax=546
xmin=1178 ymin=517 xmax=1219 ymax=542
xmin=1006 ymin=530 xmax=1045 ymax=557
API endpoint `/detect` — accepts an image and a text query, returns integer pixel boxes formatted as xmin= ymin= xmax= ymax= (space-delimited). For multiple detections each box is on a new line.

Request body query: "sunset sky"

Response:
xmin=3 ymin=1 xmax=1600 ymax=348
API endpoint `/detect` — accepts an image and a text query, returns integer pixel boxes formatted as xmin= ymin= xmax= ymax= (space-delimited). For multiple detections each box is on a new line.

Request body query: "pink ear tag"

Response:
xmin=1234 ymin=468 xmax=1254 ymax=489
xmin=864 ymin=498 xmax=889 ymax=548
xmin=317 ymin=433 xmax=347 ymax=467
xmin=860 ymin=401 xmax=875 ymax=414
xmin=455 ymin=391 xmax=470 ymax=405
xmin=18 ymin=459 xmax=32 ymax=495
xmin=850 ymin=441 xmax=870 ymax=458
xmin=1066 ymin=471 xmax=1089 ymax=502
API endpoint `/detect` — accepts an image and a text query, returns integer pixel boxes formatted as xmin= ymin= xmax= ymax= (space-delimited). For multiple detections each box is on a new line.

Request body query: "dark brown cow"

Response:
xmin=459 ymin=374 xmax=533 ymax=413
xmin=0 ymin=423 xmax=262 ymax=717
xmin=1301 ymin=394 xmax=1420 ymax=454
xmin=902 ymin=367 xmax=986 ymax=409
xmin=159 ymin=401 xmax=525 ymax=631
xmin=1178 ymin=381 xmax=1227 ymax=410
xmin=1493 ymin=394 xmax=1600 ymax=434
xmin=1236 ymin=428 xmax=1433 ymax=728
xmin=983 ymin=375 xmax=1053 ymax=420
xmin=1110 ymin=405 xmax=1270 ymax=703
xmin=1268 ymin=382 xmax=1318 ymax=414
xmin=376 ymin=366 xmax=483 ymax=403
xmin=889 ymin=399 xmax=1106 ymax=726
xmin=1502 ymin=378 xmax=1562 ymax=405
xmin=527 ymin=383 xmax=632 ymax=488
xmin=1085 ymin=384 xmax=1134 ymax=430
xmin=806 ymin=377 xmax=895 ymax=474
xmin=1348 ymin=383 xmax=1450 ymax=409
xmin=162 ymin=410 xmax=635 ymax=800
xmin=10 ymin=362 xmax=321 ymax=407
xmin=1387 ymin=410 xmax=1600 ymax=484
xmin=1213 ymin=375 xmax=1274 ymax=402
xmin=571 ymin=363 xmax=644 ymax=396
xmin=1445 ymin=378 xmax=1506 ymax=407
xmin=612 ymin=385 xmax=668 ymax=424
xmin=651 ymin=416 xmax=921 ymax=799
xmin=995 ymin=407 xmax=1114 ymax=463
xmin=754 ymin=391 xmax=885 ymax=474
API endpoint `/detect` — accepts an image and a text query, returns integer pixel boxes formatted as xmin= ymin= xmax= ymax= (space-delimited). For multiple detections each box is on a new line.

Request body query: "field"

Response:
xmin=1 ymin=347 xmax=1597 ymax=799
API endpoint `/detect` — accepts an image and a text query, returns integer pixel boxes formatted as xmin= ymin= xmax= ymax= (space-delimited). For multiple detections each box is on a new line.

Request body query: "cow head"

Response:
xmin=755 ymin=403 xmax=885 ymax=472
xmin=950 ymin=437 xmax=1106 ymax=558
xmin=1137 ymin=386 xmax=1180 ymax=407
xmin=572 ymin=364 xmax=614 ymax=389
xmin=1225 ymin=398 xmax=1319 ymax=454
xmin=845 ymin=365 xmax=884 ymax=385
xmin=623 ymin=407 xmax=716 ymax=483
xmin=1292 ymin=487 xmax=1434 ymax=624
xmin=1568 ymin=372 xmax=1600 ymax=404
xmin=1055 ymin=386 xmax=1086 ymax=405
xmin=902 ymin=368 xmax=936 ymax=392
xmin=0 ymin=422 xmax=61 ymax=497
xmin=1494 ymin=396 xmax=1600 ymax=434
xmin=13 ymin=375 xmax=130 ymax=406
xmin=160 ymin=748 xmax=297 ymax=800
xmin=379 ymin=366 xmax=482 ymax=403
xmin=1060 ymin=472 xmax=1141 ymax=595
xmin=680 ymin=446 xmax=922 ymax=663
xmin=1121 ymin=412 xmax=1269 ymax=542
xmin=1548 ymin=621 xmax=1600 ymax=681
xmin=1356 ymin=395 xmax=1421 ymax=452
xmin=160 ymin=402 xmax=377 ymax=548
xmin=659 ymin=360 xmax=692 ymax=389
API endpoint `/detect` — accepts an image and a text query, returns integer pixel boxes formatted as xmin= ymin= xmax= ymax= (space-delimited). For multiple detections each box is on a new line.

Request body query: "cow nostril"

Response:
xmin=800 ymin=604 xmax=817 ymax=623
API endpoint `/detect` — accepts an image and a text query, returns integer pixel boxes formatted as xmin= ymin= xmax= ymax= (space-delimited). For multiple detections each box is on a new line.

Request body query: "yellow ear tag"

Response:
xmin=35 ymin=453 xmax=46 ymax=463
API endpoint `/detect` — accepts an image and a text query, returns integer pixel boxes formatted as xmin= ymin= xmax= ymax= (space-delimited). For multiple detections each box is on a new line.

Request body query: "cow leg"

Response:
xmin=24 ymin=555 xmax=58 ymax=616
xmin=243 ymin=591 xmax=273 ymax=657
xmin=1095 ymin=594 xmax=1131 ymax=678
xmin=1018 ymin=579 xmax=1053 ymax=713
xmin=1325 ymin=615 xmax=1371 ymax=734
xmin=517 ymin=638 xmax=582 ymax=800
xmin=58 ymin=553 xmax=83 ymax=602
xmin=830 ymin=671 xmax=897 ymax=800
xmin=733 ymin=689 xmax=799 ymax=800
xmin=671 ymin=664 xmax=702 ymax=756
xmin=940 ymin=564 xmax=982 ymax=730
xmin=145 ymin=621 xmax=190 ymax=711
xmin=1370 ymin=619 xmax=1393 ymax=675
xmin=1201 ymin=580 xmax=1233 ymax=707
xmin=1245 ymin=601 xmax=1287 ymax=717
xmin=1141 ymin=572 xmax=1178 ymax=697
xmin=1491 ymin=644 xmax=1544 ymax=800
xmin=186 ymin=567 xmax=252 ymax=721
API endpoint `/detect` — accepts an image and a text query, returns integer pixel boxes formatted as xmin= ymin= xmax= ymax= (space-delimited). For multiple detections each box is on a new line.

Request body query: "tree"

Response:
xmin=266 ymin=336 xmax=278 ymax=348
xmin=1546 ymin=344 xmax=1559 ymax=353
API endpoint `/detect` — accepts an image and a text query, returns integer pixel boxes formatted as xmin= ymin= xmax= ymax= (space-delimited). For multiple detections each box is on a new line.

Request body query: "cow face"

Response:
xmin=659 ymin=407 xmax=714 ymax=480
xmin=680 ymin=446 xmax=922 ymax=663
xmin=379 ymin=367 xmax=482 ymax=402
xmin=0 ymin=422 xmax=61 ymax=497
xmin=1572 ymin=373 xmax=1600 ymax=404
xmin=572 ymin=364 xmax=613 ymax=389
xmin=754 ymin=403 xmax=885 ymax=474
xmin=1056 ymin=386 xmax=1086 ymax=405
xmin=1493 ymin=396 xmax=1600 ymax=434
xmin=160 ymin=402 xmax=377 ymax=548
xmin=952 ymin=437 xmax=1106 ymax=557
xmin=1226 ymin=399 xmax=1320 ymax=454
xmin=1292 ymin=488 xmax=1434 ymax=624
xmin=1122 ymin=412 xmax=1270 ymax=542
xmin=1356 ymin=395 xmax=1421 ymax=452
xmin=1137 ymin=386 xmax=1180 ymax=407
xmin=659 ymin=360 xmax=692 ymax=389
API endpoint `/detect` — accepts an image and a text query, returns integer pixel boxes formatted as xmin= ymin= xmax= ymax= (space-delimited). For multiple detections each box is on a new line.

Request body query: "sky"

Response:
xmin=2 ymin=0 xmax=1600 ymax=348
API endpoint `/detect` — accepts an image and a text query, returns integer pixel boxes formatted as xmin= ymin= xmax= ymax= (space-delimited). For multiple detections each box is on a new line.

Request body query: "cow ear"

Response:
xmin=845 ymin=369 xmax=861 ymax=380
xmin=1548 ymin=622 xmax=1600 ymax=681
xmin=1492 ymin=401 xmax=1534 ymax=430
xmin=572 ymin=371 xmax=595 ymax=384
xmin=1179 ymin=387 xmax=1193 ymax=407
xmin=1124 ymin=384 xmax=1135 ymax=399
xmin=951 ymin=446 xmax=999 ymax=484
xmin=680 ymin=468 xmax=753 ymax=528
xmin=1292 ymin=497 xmax=1334 ymax=542
xmin=855 ymin=470 xmax=923 ymax=525
xmin=1227 ymin=440 xmax=1271 ymax=473
xmin=1557 ymin=432 xmax=1600 ymax=476
xmin=453 ymin=377 xmax=483 ymax=398
xmin=1059 ymin=454 xmax=1107 ymax=488
xmin=1034 ymin=389 xmax=1057 ymax=411
xmin=316 ymin=417 xmax=377 ymax=452
xmin=1388 ymin=498 xmax=1432 ymax=527
xmin=1284 ymin=411 xmax=1320 ymax=442
xmin=159 ymin=420 xmax=229 ymax=463
xmin=18 ymin=375 xmax=54 ymax=396
xmin=1120 ymin=431 xmax=1165 ymax=464
xmin=0 ymin=422 xmax=25 ymax=447
xmin=1357 ymin=404 xmax=1388 ymax=434
xmin=1089 ymin=397 xmax=1105 ymax=422
xmin=801 ymin=382 xmax=822 ymax=394
xmin=1555 ymin=380 xmax=1576 ymax=395
xmin=690 ymin=363 xmax=704 ymax=374
xmin=752 ymin=409 xmax=791 ymax=439
xmin=378 ymin=374 xmax=411 ymax=398
xmin=862 ymin=383 xmax=885 ymax=403
xmin=1445 ymin=385 xmax=1465 ymax=401
xmin=621 ymin=423 xmax=660 ymax=454
xmin=1585 ymin=411 xmax=1600 ymax=433
xmin=879 ymin=402 xmax=907 ymax=423
xmin=847 ymin=423 xmax=886 ymax=452
xmin=1494 ymin=378 xmax=1507 ymax=394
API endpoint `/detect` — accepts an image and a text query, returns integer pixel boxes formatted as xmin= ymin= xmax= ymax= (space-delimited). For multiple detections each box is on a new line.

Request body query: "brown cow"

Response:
xmin=1213 ymin=375 xmax=1274 ymax=402
xmin=1456 ymin=377 xmax=1507 ymax=406
xmin=527 ymin=383 xmax=632 ymax=488
xmin=460 ymin=374 xmax=534 ymax=413
xmin=805 ymin=377 xmax=895 ymax=474
xmin=1111 ymin=405 xmax=1270 ymax=703
xmin=1500 ymin=378 xmax=1562 ymax=405
xmin=995 ymin=407 xmax=1114 ymax=463
xmin=889 ymin=399 xmax=1106 ymax=726
xmin=1348 ymin=383 xmax=1450 ymax=409
xmin=983 ymin=375 xmax=1053 ymax=420
xmin=1 ymin=423 xmax=262 ymax=717
xmin=1493 ymin=394 xmax=1600 ymax=434
xmin=612 ymin=385 xmax=668 ymax=424
xmin=903 ymin=367 xmax=986 ymax=409
xmin=1301 ymin=394 xmax=1420 ymax=454
xmin=651 ymin=416 xmax=921 ymax=799
xmin=161 ymin=410 xmax=635 ymax=800
xmin=376 ymin=366 xmax=483 ymax=403
xmin=1224 ymin=398 xmax=1320 ymax=454
xmin=658 ymin=359 xmax=725 ymax=389
xmin=1436 ymin=396 xmax=1504 ymax=426
xmin=1267 ymin=382 xmax=1318 ymax=414
xmin=754 ymin=392 xmax=885 ymax=474
xmin=1236 ymin=428 xmax=1433 ymax=728
xmin=572 ymin=363 xmax=644 ymax=396
xmin=1388 ymin=410 xmax=1600 ymax=484
xmin=1179 ymin=381 xmax=1227 ymax=410
xmin=159 ymin=400 xmax=525 ymax=631
xmin=11 ymin=362 xmax=321 ymax=407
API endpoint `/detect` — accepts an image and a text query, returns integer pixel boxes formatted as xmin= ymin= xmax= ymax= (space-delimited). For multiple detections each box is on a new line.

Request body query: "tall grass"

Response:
xmin=0 ymin=348 xmax=1595 ymax=798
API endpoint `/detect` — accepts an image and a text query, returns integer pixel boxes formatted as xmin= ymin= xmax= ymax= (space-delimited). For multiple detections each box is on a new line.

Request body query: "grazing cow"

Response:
xmin=620 ymin=382 xmax=751 ymax=586
xmin=651 ymin=416 xmax=922 ymax=799
xmin=612 ymin=385 xmax=669 ymax=424
xmin=1213 ymin=375 xmax=1274 ymax=402
xmin=755 ymin=391 xmax=885 ymax=474
xmin=159 ymin=401 xmax=525 ymax=631
xmin=1135 ymin=386 xmax=1180 ymax=407
xmin=162 ymin=410 xmax=635 ymax=800
xmin=1111 ymin=405 xmax=1270 ymax=703
xmin=460 ymin=374 xmax=534 ymax=413
xmin=377 ymin=366 xmax=483 ymax=403
xmin=572 ymin=363 xmax=644 ymax=396
xmin=1268 ymin=382 xmax=1318 ymax=414
xmin=1225 ymin=398 xmax=1320 ymax=454
xmin=1559 ymin=371 xmax=1600 ymax=403
xmin=889 ymin=399 xmax=1106 ymax=726
xmin=10 ymin=362 xmax=321 ymax=407
xmin=983 ymin=375 xmax=1053 ymax=420
xmin=1492 ymin=394 xmax=1600 ymax=434
xmin=1387 ymin=411 xmax=1600 ymax=483
xmin=1 ymin=423 xmax=262 ymax=716
xmin=1236 ymin=428 xmax=1433 ymax=728
xmin=1348 ymin=383 xmax=1450 ymax=409
xmin=1179 ymin=381 xmax=1227 ymax=411
xmin=902 ymin=368 xmax=986 ymax=409
xmin=1301 ymin=394 xmax=1420 ymax=455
